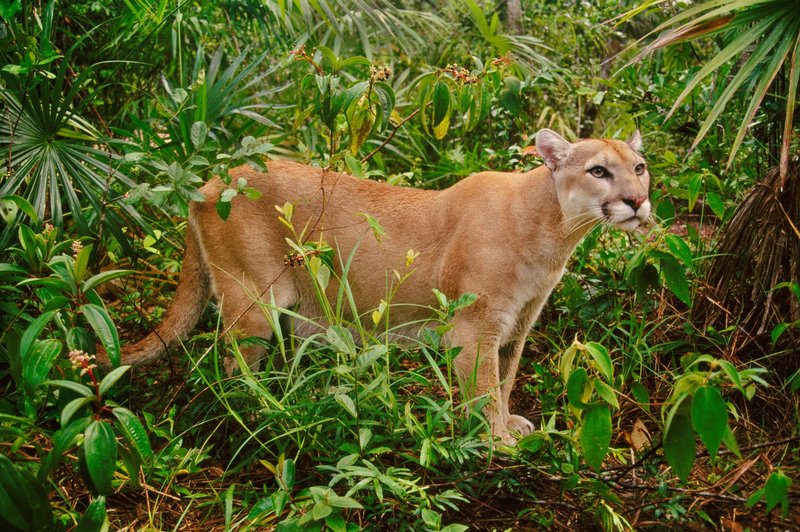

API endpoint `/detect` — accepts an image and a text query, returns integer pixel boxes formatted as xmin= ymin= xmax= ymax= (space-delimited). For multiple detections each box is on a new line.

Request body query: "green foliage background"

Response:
xmin=0 ymin=0 xmax=798 ymax=529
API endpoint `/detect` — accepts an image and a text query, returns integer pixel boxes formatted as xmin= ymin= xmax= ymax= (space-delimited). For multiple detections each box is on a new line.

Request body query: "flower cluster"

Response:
xmin=69 ymin=349 xmax=97 ymax=377
xmin=490 ymin=53 xmax=514 ymax=68
xmin=443 ymin=64 xmax=478 ymax=84
xmin=71 ymin=239 xmax=83 ymax=256
xmin=370 ymin=65 xmax=392 ymax=82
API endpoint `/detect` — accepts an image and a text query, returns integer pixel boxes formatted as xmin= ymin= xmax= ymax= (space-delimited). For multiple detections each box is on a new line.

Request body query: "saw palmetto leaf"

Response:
xmin=630 ymin=0 xmax=800 ymax=179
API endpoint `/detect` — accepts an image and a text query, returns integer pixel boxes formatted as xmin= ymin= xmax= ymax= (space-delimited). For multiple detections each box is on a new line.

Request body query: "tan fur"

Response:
xmin=116 ymin=129 xmax=650 ymax=443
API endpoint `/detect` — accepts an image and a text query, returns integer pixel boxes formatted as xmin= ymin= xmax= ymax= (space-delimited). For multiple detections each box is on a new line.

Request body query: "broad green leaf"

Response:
xmin=705 ymin=192 xmax=726 ymax=220
xmin=81 ymin=304 xmax=120 ymax=366
xmin=593 ymin=378 xmax=620 ymax=410
xmin=663 ymin=395 xmax=695 ymax=484
xmin=581 ymin=404 xmax=612 ymax=472
xmin=23 ymin=339 xmax=61 ymax=392
xmin=328 ymin=494 xmax=363 ymax=509
xmin=39 ymin=417 xmax=91 ymax=481
xmin=67 ymin=327 xmax=94 ymax=353
xmin=190 ymin=121 xmax=208 ymax=149
xmin=0 ymin=194 xmax=37 ymax=223
xmin=691 ymin=385 xmax=728 ymax=460
xmin=312 ymin=502 xmax=332 ymax=520
xmin=326 ymin=512 xmax=346 ymax=532
xmin=73 ymin=496 xmax=108 ymax=532
xmin=717 ymin=359 xmax=743 ymax=393
xmin=74 ymin=243 xmax=92 ymax=283
xmin=585 ymin=342 xmax=614 ymax=383
xmin=721 ymin=425 xmax=741 ymax=458
xmin=517 ymin=432 xmax=548 ymax=454
xmin=99 ymin=365 xmax=131 ymax=396
xmin=659 ymin=255 xmax=691 ymax=306
xmin=631 ymin=381 xmax=650 ymax=412
xmin=0 ymin=454 xmax=54 ymax=531
xmin=19 ymin=310 xmax=56 ymax=362
xmin=764 ymin=471 xmax=792 ymax=518
xmin=61 ymin=396 xmax=94 ymax=427
xmin=82 ymin=269 xmax=133 ymax=294
xmin=44 ymin=379 xmax=93 ymax=397
xmin=83 ymin=420 xmax=117 ymax=496
xmin=566 ymin=367 xmax=588 ymax=409
xmin=431 ymin=80 xmax=451 ymax=139
xmin=281 ymin=457 xmax=295 ymax=490
xmin=216 ymin=200 xmax=231 ymax=221
xmin=664 ymin=234 xmax=694 ymax=271
xmin=358 ymin=212 xmax=385 ymax=242
xmin=335 ymin=393 xmax=357 ymax=418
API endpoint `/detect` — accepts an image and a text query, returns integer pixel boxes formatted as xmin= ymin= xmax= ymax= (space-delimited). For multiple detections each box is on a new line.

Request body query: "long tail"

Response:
xmin=118 ymin=226 xmax=211 ymax=366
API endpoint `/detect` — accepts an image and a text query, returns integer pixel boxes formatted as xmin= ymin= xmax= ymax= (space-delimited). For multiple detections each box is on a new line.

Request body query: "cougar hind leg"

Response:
xmin=219 ymin=275 xmax=299 ymax=375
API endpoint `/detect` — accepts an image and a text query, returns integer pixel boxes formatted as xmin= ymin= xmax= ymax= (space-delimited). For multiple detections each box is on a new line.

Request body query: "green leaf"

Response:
xmin=99 ymin=365 xmax=131 ymax=396
xmin=358 ymin=212 xmax=385 ymax=242
xmin=281 ymin=457 xmax=295 ymax=490
xmin=328 ymin=494 xmax=363 ymax=509
xmin=764 ymin=471 xmax=792 ymax=518
xmin=19 ymin=310 xmax=56 ymax=362
xmin=82 ymin=269 xmax=133 ymax=294
xmin=73 ymin=496 xmax=108 ymax=532
xmin=81 ymin=304 xmax=120 ymax=366
xmin=190 ymin=121 xmax=208 ymax=149
xmin=0 ymin=194 xmax=37 ymax=223
xmin=216 ymin=199 xmax=231 ymax=221
xmin=39 ymin=417 xmax=91 ymax=481
xmin=44 ymin=379 xmax=93 ymax=397
xmin=631 ymin=381 xmax=650 ymax=412
xmin=581 ymin=404 xmax=612 ymax=472
xmin=566 ymin=367 xmax=588 ymax=409
xmin=691 ymin=385 xmax=728 ymax=460
xmin=335 ymin=393 xmax=357 ymax=418
xmin=67 ymin=327 xmax=94 ymax=353
xmin=517 ymin=432 xmax=548 ymax=454
xmin=22 ymin=339 xmax=61 ymax=392
xmin=74 ymin=243 xmax=92 ymax=283
xmin=664 ymin=234 xmax=694 ymax=271
xmin=687 ymin=173 xmax=702 ymax=212
xmin=61 ymin=396 xmax=94 ymax=427
xmin=721 ymin=424 xmax=741 ymax=459
xmin=585 ymin=342 xmax=614 ymax=383
xmin=663 ymin=395 xmax=695 ymax=484
xmin=82 ymin=420 xmax=117 ymax=496
xmin=0 ymin=454 xmax=54 ymax=531
xmin=593 ymin=378 xmax=620 ymax=410
xmin=312 ymin=502 xmax=332 ymax=520
xmin=659 ymin=254 xmax=691 ymax=306
xmin=431 ymin=80 xmax=451 ymax=139
xmin=705 ymin=192 xmax=726 ymax=220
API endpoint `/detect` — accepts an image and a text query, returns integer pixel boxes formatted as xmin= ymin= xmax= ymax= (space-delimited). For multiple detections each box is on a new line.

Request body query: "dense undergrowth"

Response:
xmin=1 ymin=0 xmax=798 ymax=530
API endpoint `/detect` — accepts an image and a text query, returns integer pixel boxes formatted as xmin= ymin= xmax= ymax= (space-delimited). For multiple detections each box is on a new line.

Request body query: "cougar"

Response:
xmin=113 ymin=129 xmax=650 ymax=443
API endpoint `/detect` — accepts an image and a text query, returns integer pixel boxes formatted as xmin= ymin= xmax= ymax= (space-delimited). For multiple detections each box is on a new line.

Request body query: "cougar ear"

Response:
xmin=626 ymin=130 xmax=643 ymax=152
xmin=536 ymin=129 xmax=572 ymax=170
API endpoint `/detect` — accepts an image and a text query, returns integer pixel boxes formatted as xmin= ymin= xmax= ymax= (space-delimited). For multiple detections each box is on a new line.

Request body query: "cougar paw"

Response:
xmin=507 ymin=414 xmax=534 ymax=438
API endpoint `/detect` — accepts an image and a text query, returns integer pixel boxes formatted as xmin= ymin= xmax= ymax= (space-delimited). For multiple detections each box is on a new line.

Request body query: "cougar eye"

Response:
xmin=635 ymin=163 xmax=646 ymax=175
xmin=588 ymin=166 xmax=609 ymax=178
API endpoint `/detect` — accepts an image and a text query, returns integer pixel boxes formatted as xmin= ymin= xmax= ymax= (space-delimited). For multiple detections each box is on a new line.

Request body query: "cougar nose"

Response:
xmin=622 ymin=195 xmax=647 ymax=212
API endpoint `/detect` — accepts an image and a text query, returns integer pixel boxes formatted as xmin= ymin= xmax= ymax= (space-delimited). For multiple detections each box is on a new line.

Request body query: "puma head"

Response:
xmin=536 ymin=128 xmax=651 ymax=232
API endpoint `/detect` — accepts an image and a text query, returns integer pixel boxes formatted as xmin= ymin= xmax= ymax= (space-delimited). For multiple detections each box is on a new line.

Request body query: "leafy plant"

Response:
xmin=631 ymin=0 xmax=800 ymax=177
xmin=662 ymin=354 xmax=768 ymax=483
xmin=0 ymin=1 xmax=143 ymax=252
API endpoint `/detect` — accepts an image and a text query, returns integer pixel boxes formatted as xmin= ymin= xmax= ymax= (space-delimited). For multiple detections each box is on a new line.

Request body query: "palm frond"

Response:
xmin=630 ymin=0 xmax=800 ymax=177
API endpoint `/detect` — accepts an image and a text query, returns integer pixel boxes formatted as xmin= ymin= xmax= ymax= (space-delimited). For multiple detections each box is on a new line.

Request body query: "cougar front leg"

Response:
xmin=499 ymin=339 xmax=534 ymax=438
xmin=449 ymin=319 xmax=512 ymax=443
